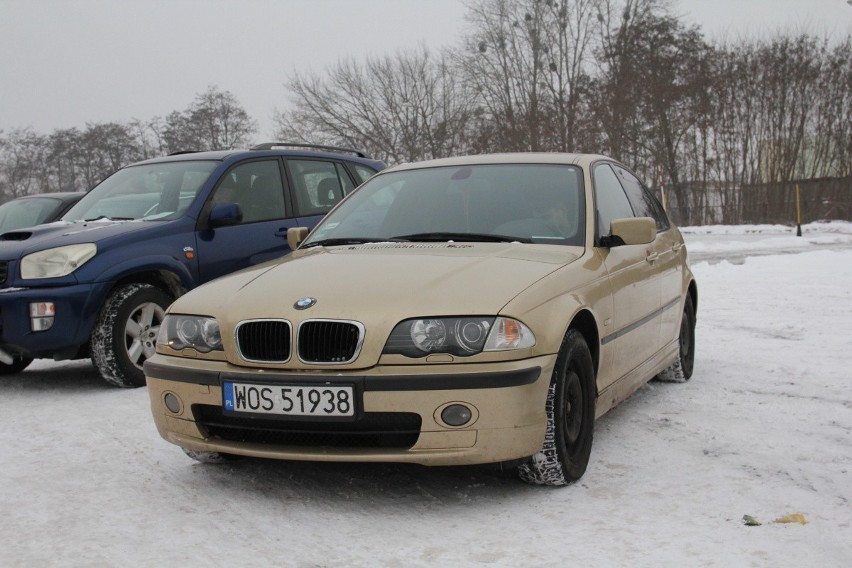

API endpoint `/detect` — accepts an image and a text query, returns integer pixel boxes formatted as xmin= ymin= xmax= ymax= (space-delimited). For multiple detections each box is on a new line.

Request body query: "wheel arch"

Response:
xmin=112 ymin=269 xmax=187 ymax=301
xmin=96 ymin=254 xmax=194 ymax=294
xmin=567 ymin=308 xmax=600 ymax=384
xmin=688 ymin=279 xmax=698 ymax=320
xmin=65 ymin=265 xmax=189 ymax=355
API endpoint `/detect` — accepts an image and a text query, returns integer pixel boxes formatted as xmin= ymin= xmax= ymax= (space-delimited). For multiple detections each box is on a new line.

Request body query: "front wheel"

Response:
xmin=518 ymin=329 xmax=596 ymax=486
xmin=91 ymin=283 xmax=172 ymax=388
xmin=0 ymin=355 xmax=34 ymax=375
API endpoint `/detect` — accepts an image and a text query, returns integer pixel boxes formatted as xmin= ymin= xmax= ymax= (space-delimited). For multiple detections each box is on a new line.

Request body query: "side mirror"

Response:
xmin=208 ymin=203 xmax=243 ymax=228
xmin=605 ymin=217 xmax=656 ymax=247
xmin=287 ymin=227 xmax=309 ymax=250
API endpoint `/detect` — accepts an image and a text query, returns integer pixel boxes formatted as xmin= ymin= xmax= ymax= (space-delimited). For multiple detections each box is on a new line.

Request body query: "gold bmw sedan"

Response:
xmin=145 ymin=153 xmax=697 ymax=486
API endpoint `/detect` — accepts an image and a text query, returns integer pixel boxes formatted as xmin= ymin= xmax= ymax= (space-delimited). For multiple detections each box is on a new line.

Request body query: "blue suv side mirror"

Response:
xmin=208 ymin=203 xmax=243 ymax=228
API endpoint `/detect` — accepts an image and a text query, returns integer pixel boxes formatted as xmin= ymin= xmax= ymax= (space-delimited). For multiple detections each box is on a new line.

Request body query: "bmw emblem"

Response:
xmin=294 ymin=297 xmax=317 ymax=310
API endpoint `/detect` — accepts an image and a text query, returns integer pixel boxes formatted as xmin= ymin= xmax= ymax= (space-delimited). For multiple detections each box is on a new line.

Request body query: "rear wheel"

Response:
xmin=0 ymin=355 xmax=33 ymax=375
xmin=92 ymin=283 xmax=171 ymax=388
xmin=518 ymin=329 xmax=596 ymax=486
xmin=656 ymin=295 xmax=696 ymax=382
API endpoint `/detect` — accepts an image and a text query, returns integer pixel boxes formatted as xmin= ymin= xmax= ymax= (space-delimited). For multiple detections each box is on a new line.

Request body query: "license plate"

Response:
xmin=222 ymin=382 xmax=355 ymax=417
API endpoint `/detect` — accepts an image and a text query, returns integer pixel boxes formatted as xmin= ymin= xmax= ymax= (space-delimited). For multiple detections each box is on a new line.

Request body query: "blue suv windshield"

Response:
xmin=64 ymin=161 xmax=218 ymax=222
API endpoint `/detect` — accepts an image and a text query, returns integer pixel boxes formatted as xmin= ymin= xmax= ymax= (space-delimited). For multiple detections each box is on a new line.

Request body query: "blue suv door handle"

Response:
xmin=274 ymin=228 xmax=289 ymax=237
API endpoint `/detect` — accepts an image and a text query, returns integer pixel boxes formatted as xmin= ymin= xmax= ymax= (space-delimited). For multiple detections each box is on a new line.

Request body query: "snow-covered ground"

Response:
xmin=2 ymin=222 xmax=851 ymax=567
xmin=683 ymin=220 xmax=852 ymax=264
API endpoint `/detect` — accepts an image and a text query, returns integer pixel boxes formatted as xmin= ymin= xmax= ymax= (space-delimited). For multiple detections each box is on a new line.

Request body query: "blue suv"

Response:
xmin=0 ymin=143 xmax=385 ymax=386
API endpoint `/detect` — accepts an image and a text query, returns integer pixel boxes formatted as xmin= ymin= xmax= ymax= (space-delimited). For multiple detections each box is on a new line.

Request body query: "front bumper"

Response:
xmin=145 ymin=353 xmax=557 ymax=466
xmin=0 ymin=282 xmax=108 ymax=357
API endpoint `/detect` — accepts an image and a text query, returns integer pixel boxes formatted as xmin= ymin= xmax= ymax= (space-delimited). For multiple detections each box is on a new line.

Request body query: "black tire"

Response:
xmin=656 ymin=295 xmax=696 ymax=383
xmin=91 ymin=283 xmax=172 ymax=388
xmin=518 ymin=329 xmax=596 ymax=486
xmin=182 ymin=448 xmax=241 ymax=464
xmin=0 ymin=355 xmax=34 ymax=375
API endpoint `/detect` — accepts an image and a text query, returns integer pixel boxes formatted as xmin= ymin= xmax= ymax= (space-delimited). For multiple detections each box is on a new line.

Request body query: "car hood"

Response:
xmin=0 ymin=220 xmax=154 ymax=258
xmin=172 ymin=242 xmax=583 ymax=367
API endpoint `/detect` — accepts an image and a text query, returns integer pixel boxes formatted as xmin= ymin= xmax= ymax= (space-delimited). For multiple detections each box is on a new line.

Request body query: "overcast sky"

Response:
xmin=1 ymin=0 xmax=849 ymax=139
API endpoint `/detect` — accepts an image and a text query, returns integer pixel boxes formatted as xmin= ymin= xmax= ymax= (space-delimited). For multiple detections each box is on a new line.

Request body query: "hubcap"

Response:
xmin=680 ymin=313 xmax=691 ymax=356
xmin=125 ymin=302 xmax=166 ymax=369
xmin=563 ymin=370 xmax=583 ymax=447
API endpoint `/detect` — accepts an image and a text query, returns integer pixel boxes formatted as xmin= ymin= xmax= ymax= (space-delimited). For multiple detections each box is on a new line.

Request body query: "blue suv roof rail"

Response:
xmin=250 ymin=142 xmax=369 ymax=159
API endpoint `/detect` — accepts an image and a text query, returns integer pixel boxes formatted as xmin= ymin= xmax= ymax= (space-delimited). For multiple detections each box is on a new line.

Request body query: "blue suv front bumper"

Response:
xmin=0 ymin=281 xmax=111 ymax=359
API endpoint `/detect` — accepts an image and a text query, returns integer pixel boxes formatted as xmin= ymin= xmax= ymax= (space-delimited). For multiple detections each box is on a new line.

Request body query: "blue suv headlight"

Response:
xmin=20 ymin=243 xmax=97 ymax=279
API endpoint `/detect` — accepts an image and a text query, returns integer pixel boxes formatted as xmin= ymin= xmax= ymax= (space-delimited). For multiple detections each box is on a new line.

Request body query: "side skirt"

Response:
xmin=594 ymin=338 xmax=679 ymax=420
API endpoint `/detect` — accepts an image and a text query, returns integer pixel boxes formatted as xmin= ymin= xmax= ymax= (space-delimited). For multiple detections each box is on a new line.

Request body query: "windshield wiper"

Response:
xmin=392 ymin=232 xmax=531 ymax=244
xmin=82 ymin=215 xmax=134 ymax=222
xmin=301 ymin=237 xmax=409 ymax=249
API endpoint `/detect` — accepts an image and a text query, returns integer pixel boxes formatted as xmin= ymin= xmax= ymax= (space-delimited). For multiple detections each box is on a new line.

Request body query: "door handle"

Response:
xmin=274 ymin=228 xmax=289 ymax=237
xmin=672 ymin=243 xmax=683 ymax=253
xmin=646 ymin=251 xmax=659 ymax=263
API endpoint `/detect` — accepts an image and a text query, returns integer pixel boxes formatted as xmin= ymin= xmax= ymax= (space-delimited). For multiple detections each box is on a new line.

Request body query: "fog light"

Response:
xmin=163 ymin=392 xmax=182 ymax=414
xmin=441 ymin=404 xmax=472 ymax=427
xmin=29 ymin=302 xmax=56 ymax=332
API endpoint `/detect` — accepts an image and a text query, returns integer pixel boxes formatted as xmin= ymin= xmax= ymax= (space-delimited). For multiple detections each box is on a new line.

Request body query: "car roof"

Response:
xmin=382 ymin=152 xmax=613 ymax=173
xmin=131 ymin=145 xmax=385 ymax=170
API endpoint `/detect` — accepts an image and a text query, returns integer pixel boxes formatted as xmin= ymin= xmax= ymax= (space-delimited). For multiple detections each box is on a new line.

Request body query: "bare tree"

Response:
xmin=807 ymin=37 xmax=852 ymax=179
xmin=1 ymin=123 xmax=145 ymax=198
xmin=0 ymin=128 xmax=46 ymax=199
xmin=593 ymin=0 xmax=711 ymax=223
xmin=276 ymin=46 xmax=473 ymax=164
xmin=456 ymin=0 xmax=602 ymax=153
xmin=702 ymin=41 xmax=763 ymax=223
xmin=128 ymin=117 xmax=168 ymax=160
xmin=43 ymin=128 xmax=82 ymax=193
xmin=539 ymin=0 xmax=601 ymax=152
xmin=163 ymin=86 xmax=257 ymax=152
xmin=460 ymin=0 xmax=545 ymax=151
xmin=77 ymin=122 xmax=143 ymax=189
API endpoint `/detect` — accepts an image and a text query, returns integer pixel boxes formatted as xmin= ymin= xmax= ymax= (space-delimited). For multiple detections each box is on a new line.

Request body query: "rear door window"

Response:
xmin=352 ymin=164 xmax=379 ymax=184
xmin=612 ymin=165 xmax=669 ymax=231
xmin=288 ymin=159 xmax=356 ymax=216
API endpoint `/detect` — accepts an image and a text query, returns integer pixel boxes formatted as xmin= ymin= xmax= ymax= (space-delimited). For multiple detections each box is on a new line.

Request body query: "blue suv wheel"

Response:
xmin=91 ymin=283 xmax=171 ymax=387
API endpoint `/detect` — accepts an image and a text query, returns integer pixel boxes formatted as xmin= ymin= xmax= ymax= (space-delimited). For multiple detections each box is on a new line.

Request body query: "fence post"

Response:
xmin=795 ymin=183 xmax=802 ymax=237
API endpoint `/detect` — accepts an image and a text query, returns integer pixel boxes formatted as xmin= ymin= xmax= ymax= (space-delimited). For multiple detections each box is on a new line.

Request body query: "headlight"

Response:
xmin=157 ymin=315 xmax=223 ymax=353
xmin=383 ymin=316 xmax=535 ymax=357
xmin=20 ymin=243 xmax=97 ymax=279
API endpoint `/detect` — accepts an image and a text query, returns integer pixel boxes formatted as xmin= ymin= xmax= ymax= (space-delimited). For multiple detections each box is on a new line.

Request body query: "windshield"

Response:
xmin=63 ymin=160 xmax=218 ymax=222
xmin=303 ymin=163 xmax=585 ymax=247
xmin=0 ymin=197 xmax=64 ymax=232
